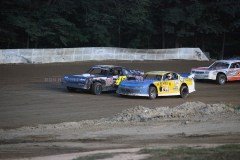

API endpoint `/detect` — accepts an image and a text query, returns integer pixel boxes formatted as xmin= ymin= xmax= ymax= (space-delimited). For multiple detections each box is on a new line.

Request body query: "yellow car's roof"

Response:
xmin=146 ymin=71 xmax=173 ymax=75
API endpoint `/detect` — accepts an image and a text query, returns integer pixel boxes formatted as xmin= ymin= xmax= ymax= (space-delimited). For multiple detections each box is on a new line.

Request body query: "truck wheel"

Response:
xmin=148 ymin=86 xmax=157 ymax=99
xmin=216 ymin=73 xmax=226 ymax=85
xmin=92 ymin=82 xmax=102 ymax=95
xmin=180 ymin=85 xmax=189 ymax=98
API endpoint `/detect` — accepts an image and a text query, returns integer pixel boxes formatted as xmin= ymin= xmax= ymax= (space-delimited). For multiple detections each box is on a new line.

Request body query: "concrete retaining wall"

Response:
xmin=0 ymin=47 xmax=208 ymax=64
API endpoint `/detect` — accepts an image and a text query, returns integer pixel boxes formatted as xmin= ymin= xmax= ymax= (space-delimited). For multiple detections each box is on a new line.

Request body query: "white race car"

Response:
xmin=191 ymin=60 xmax=240 ymax=85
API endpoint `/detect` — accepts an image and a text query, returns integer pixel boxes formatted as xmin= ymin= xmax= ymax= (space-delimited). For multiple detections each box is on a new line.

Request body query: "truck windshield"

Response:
xmin=209 ymin=62 xmax=229 ymax=70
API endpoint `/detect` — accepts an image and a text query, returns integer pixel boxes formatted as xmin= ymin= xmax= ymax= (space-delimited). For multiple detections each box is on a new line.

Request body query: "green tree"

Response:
xmin=0 ymin=0 xmax=239 ymax=58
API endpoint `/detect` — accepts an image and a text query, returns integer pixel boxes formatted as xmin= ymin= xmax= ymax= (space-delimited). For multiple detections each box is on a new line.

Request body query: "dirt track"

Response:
xmin=0 ymin=60 xmax=240 ymax=129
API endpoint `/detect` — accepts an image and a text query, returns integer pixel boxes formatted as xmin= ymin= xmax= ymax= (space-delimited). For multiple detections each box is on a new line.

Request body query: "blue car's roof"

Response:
xmin=92 ymin=65 xmax=123 ymax=69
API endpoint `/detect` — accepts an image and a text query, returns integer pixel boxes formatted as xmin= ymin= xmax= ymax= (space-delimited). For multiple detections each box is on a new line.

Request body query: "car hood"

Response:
xmin=120 ymin=79 xmax=155 ymax=87
xmin=64 ymin=73 xmax=92 ymax=78
xmin=191 ymin=67 xmax=228 ymax=72
xmin=63 ymin=73 xmax=106 ymax=82
xmin=191 ymin=67 xmax=209 ymax=71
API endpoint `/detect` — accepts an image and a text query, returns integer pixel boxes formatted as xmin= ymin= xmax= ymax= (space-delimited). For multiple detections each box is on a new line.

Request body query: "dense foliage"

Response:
xmin=0 ymin=0 xmax=239 ymax=58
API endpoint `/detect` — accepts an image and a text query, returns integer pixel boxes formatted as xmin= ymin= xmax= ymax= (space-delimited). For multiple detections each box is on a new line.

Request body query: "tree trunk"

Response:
xmin=194 ymin=36 xmax=197 ymax=47
xmin=220 ymin=32 xmax=226 ymax=60
xmin=162 ymin=20 xmax=165 ymax=48
xmin=26 ymin=34 xmax=30 ymax=48
xmin=7 ymin=40 xmax=10 ymax=49
xmin=201 ymin=36 xmax=205 ymax=51
xmin=118 ymin=25 xmax=121 ymax=47
xmin=147 ymin=36 xmax=150 ymax=49
xmin=47 ymin=0 xmax=57 ymax=5
xmin=35 ymin=41 xmax=38 ymax=48
xmin=175 ymin=37 xmax=179 ymax=48
xmin=85 ymin=8 xmax=88 ymax=24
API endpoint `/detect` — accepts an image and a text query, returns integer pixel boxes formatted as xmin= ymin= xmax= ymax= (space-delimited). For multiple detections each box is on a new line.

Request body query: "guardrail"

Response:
xmin=0 ymin=47 xmax=208 ymax=64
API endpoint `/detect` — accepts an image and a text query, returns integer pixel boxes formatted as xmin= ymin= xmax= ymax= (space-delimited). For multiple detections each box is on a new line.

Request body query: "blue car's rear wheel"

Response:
xmin=92 ymin=82 xmax=102 ymax=95
xmin=149 ymin=86 xmax=157 ymax=99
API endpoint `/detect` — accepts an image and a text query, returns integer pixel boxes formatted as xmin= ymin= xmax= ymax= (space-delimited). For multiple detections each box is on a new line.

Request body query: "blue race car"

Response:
xmin=62 ymin=65 xmax=143 ymax=95
xmin=117 ymin=71 xmax=195 ymax=99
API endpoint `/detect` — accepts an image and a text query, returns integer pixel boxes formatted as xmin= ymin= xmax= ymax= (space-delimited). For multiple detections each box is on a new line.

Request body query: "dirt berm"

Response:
xmin=0 ymin=102 xmax=239 ymax=159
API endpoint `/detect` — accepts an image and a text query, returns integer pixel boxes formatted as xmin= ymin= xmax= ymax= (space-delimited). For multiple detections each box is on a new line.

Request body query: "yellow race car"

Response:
xmin=117 ymin=71 xmax=195 ymax=99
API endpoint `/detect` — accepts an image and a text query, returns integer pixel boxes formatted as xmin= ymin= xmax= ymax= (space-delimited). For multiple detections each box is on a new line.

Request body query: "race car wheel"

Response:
xmin=148 ymin=86 xmax=157 ymax=99
xmin=67 ymin=87 xmax=76 ymax=92
xmin=92 ymin=82 xmax=102 ymax=95
xmin=180 ymin=85 xmax=189 ymax=98
xmin=216 ymin=73 xmax=226 ymax=85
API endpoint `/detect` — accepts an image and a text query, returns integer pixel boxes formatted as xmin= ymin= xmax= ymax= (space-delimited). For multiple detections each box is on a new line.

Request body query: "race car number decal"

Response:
xmin=115 ymin=76 xmax=127 ymax=85
xmin=106 ymin=77 xmax=113 ymax=86
xmin=161 ymin=85 xmax=169 ymax=92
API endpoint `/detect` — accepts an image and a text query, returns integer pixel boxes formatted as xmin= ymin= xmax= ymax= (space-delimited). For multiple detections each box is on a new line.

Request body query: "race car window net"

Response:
xmin=122 ymin=69 xmax=129 ymax=75
xmin=230 ymin=62 xmax=240 ymax=68
xmin=112 ymin=69 xmax=123 ymax=76
xmin=87 ymin=68 xmax=109 ymax=76
xmin=163 ymin=73 xmax=178 ymax=81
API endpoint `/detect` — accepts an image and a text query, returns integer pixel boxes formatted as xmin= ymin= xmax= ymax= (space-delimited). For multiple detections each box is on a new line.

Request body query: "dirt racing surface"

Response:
xmin=0 ymin=60 xmax=240 ymax=129
xmin=0 ymin=60 xmax=240 ymax=159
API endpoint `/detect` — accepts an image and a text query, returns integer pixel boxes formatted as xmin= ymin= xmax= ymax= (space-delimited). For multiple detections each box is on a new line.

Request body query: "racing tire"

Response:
xmin=91 ymin=82 xmax=102 ymax=95
xmin=67 ymin=87 xmax=76 ymax=92
xmin=180 ymin=85 xmax=189 ymax=98
xmin=148 ymin=86 xmax=157 ymax=100
xmin=216 ymin=73 xmax=226 ymax=85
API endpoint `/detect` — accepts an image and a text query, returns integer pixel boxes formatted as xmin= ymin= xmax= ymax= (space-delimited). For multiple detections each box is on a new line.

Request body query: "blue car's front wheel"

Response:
xmin=149 ymin=86 xmax=157 ymax=99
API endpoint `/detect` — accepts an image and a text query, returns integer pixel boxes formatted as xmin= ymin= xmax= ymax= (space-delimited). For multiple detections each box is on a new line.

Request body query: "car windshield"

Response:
xmin=209 ymin=62 xmax=229 ymax=70
xmin=87 ymin=67 xmax=109 ymax=75
xmin=144 ymin=74 xmax=162 ymax=80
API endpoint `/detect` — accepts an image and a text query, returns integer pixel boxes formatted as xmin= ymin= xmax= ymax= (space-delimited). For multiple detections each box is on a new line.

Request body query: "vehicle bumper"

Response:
xmin=117 ymin=87 xmax=148 ymax=97
xmin=62 ymin=81 xmax=88 ymax=89
xmin=193 ymin=74 xmax=216 ymax=80
xmin=188 ymin=85 xmax=195 ymax=93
